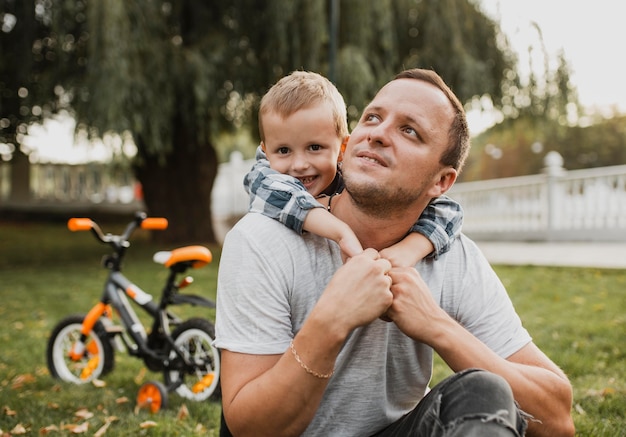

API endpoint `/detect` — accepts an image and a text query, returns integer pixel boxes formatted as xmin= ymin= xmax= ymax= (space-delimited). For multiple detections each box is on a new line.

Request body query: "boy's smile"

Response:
xmin=262 ymin=103 xmax=343 ymax=197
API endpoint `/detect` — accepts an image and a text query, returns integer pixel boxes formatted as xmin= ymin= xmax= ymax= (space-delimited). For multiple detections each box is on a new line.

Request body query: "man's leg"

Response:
xmin=373 ymin=368 xmax=528 ymax=437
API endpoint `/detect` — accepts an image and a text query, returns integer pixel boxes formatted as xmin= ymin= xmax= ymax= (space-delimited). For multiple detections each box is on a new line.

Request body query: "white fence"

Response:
xmin=449 ymin=152 xmax=626 ymax=241
xmin=2 ymin=151 xmax=626 ymax=242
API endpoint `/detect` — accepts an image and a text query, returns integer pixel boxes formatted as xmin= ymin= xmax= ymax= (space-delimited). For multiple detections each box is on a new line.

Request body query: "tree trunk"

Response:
xmin=134 ymin=135 xmax=218 ymax=246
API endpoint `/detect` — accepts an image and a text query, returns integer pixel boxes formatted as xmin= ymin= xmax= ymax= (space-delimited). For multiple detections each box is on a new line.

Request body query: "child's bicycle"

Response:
xmin=46 ymin=212 xmax=220 ymax=412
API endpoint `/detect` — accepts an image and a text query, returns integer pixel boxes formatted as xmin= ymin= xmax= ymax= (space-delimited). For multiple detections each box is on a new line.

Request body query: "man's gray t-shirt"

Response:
xmin=214 ymin=213 xmax=531 ymax=436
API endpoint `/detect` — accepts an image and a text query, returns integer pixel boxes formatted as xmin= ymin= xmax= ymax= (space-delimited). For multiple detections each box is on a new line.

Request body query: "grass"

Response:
xmin=1 ymin=219 xmax=625 ymax=436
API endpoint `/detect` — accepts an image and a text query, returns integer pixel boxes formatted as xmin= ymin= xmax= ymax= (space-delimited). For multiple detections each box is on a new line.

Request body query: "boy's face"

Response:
xmin=262 ymin=103 xmax=343 ymax=197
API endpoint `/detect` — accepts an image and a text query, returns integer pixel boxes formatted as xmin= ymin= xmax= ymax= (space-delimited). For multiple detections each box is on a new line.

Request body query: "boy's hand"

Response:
xmin=380 ymin=233 xmax=434 ymax=267
xmin=338 ymin=234 xmax=363 ymax=260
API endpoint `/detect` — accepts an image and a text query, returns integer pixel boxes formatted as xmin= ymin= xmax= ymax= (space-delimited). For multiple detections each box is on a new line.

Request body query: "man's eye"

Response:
xmin=405 ymin=127 xmax=417 ymax=136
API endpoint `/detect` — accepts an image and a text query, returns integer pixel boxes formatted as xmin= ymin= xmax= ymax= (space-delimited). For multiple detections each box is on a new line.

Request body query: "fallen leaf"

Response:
xmin=10 ymin=423 xmax=28 ymax=434
xmin=176 ymin=404 xmax=189 ymax=420
xmin=115 ymin=397 xmax=129 ymax=404
xmin=92 ymin=379 xmax=106 ymax=388
xmin=94 ymin=421 xmax=111 ymax=437
xmin=574 ymin=403 xmax=586 ymax=415
xmin=75 ymin=408 xmax=94 ymax=420
xmin=69 ymin=422 xmax=89 ymax=434
xmin=134 ymin=368 xmax=147 ymax=385
xmin=11 ymin=373 xmax=36 ymax=389
xmin=602 ymin=387 xmax=616 ymax=396
xmin=39 ymin=424 xmax=60 ymax=434
xmin=3 ymin=406 xmax=16 ymax=416
xmin=139 ymin=421 xmax=158 ymax=429
xmin=47 ymin=402 xmax=59 ymax=409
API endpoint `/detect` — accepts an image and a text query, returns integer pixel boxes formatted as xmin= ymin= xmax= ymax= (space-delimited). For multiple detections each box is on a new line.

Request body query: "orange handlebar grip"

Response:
xmin=68 ymin=218 xmax=94 ymax=232
xmin=141 ymin=217 xmax=168 ymax=230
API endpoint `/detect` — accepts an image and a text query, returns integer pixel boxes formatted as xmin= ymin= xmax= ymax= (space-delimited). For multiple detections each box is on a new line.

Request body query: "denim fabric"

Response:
xmin=372 ymin=369 xmax=528 ymax=437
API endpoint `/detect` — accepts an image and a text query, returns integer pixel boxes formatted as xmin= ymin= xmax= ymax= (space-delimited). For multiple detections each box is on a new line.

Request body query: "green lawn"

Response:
xmin=1 ymin=219 xmax=624 ymax=436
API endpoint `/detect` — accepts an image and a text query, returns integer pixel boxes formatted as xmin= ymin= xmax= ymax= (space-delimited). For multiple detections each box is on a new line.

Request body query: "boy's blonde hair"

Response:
xmin=258 ymin=71 xmax=349 ymax=142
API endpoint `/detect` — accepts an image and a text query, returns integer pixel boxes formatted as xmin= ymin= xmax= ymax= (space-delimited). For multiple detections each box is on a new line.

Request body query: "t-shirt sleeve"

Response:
xmin=409 ymin=195 xmax=463 ymax=259
xmin=214 ymin=217 xmax=295 ymax=354
xmin=439 ymin=236 xmax=532 ymax=359
xmin=243 ymin=146 xmax=324 ymax=234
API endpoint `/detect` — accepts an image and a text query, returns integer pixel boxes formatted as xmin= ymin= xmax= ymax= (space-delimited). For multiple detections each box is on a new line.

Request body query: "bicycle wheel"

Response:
xmin=164 ymin=318 xmax=220 ymax=401
xmin=137 ymin=380 xmax=168 ymax=413
xmin=46 ymin=314 xmax=115 ymax=384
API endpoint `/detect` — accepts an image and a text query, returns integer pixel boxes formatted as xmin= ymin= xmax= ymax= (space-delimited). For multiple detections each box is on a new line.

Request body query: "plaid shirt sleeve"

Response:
xmin=243 ymin=146 xmax=323 ymax=235
xmin=410 ymin=195 xmax=464 ymax=259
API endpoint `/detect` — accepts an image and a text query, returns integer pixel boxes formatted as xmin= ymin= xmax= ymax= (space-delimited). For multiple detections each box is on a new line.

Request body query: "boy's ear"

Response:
xmin=337 ymin=136 xmax=349 ymax=163
xmin=260 ymin=141 xmax=266 ymax=152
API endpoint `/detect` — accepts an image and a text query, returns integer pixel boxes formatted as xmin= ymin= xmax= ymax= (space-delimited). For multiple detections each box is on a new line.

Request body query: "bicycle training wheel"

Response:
xmin=137 ymin=380 xmax=168 ymax=413
xmin=46 ymin=314 xmax=115 ymax=384
xmin=164 ymin=318 xmax=221 ymax=401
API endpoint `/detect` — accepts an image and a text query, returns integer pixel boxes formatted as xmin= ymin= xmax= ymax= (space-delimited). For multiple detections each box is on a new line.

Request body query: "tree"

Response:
xmin=1 ymin=0 xmax=514 ymax=244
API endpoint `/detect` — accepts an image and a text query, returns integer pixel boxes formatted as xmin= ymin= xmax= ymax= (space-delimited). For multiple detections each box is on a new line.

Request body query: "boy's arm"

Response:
xmin=380 ymin=195 xmax=463 ymax=267
xmin=303 ymin=208 xmax=363 ymax=258
xmin=244 ymin=146 xmax=322 ymax=235
xmin=244 ymin=147 xmax=363 ymax=258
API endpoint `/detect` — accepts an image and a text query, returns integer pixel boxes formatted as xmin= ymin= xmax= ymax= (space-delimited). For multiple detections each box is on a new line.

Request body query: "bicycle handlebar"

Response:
xmin=67 ymin=212 xmax=168 ymax=247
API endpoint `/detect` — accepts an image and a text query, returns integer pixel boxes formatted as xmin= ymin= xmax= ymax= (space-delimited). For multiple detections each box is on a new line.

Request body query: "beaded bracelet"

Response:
xmin=289 ymin=341 xmax=334 ymax=379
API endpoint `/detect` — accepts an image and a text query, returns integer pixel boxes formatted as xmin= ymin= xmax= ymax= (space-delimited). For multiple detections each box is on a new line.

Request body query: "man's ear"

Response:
xmin=427 ymin=167 xmax=457 ymax=197
xmin=337 ymin=136 xmax=349 ymax=163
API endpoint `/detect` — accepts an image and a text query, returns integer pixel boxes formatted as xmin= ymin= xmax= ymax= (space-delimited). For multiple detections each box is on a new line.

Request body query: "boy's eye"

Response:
xmin=309 ymin=144 xmax=322 ymax=151
xmin=277 ymin=147 xmax=290 ymax=154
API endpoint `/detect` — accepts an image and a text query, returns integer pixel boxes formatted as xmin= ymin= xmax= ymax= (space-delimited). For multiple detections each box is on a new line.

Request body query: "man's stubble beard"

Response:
xmin=342 ymin=172 xmax=429 ymax=220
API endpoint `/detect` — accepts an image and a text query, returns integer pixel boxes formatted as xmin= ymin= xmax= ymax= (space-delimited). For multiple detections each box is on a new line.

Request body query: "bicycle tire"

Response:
xmin=164 ymin=317 xmax=221 ymax=401
xmin=46 ymin=314 xmax=115 ymax=384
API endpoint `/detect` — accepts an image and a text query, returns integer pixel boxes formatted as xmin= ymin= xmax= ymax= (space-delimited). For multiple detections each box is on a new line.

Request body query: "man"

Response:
xmin=214 ymin=68 xmax=575 ymax=436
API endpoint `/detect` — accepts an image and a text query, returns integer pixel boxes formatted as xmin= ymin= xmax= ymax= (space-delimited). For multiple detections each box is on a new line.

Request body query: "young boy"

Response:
xmin=244 ymin=71 xmax=463 ymax=264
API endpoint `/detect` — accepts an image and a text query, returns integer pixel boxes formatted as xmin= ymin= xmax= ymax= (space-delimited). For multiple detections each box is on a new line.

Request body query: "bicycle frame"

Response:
xmin=68 ymin=213 xmax=215 ymax=371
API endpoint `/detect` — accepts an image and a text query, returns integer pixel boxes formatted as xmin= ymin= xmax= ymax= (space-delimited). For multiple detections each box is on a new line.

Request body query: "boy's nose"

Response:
xmin=291 ymin=155 xmax=310 ymax=172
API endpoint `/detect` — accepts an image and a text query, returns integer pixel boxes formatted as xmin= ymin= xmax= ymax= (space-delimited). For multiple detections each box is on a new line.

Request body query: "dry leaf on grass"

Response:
xmin=10 ymin=423 xmax=28 ymax=434
xmin=134 ymin=368 xmax=147 ymax=385
xmin=62 ymin=422 xmax=89 ymax=434
xmin=39 ymin=424 xmax=60 ymax=434
xmin=74 ymin=408 xmax=94 ymax=420
xmin=11 ymin=373 xmax=36 ymax=389
xmin=3 ymin=406 xmax=16 ymax=416
xmin=139 ymin=420 xmax=158 ymax=429
xmin=115 ymin=396 xmax=129 ymax=404
xmin=176 ymin=404 xmax=189 ymax=420
xmin=92 ymin=379 xmax=106 ymax=388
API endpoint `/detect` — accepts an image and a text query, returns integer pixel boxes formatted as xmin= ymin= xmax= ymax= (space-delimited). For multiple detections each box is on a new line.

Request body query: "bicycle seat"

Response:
xmin=153 ymin=246 xmax=212 ymax=269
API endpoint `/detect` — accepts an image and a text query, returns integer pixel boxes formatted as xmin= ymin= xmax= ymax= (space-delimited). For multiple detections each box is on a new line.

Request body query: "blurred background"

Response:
xmin=2 ymin=0 xmax=625 ymax=244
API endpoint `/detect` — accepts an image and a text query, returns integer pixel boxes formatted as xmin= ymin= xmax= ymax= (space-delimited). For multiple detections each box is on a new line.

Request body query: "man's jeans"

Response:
xmin=219 ymin=369 xmax=529 ymax=437
xmin=372 ymin=368 xmax=529 ymax=437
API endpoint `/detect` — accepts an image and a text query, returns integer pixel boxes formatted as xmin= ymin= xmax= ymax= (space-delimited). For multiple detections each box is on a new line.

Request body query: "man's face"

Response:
xmin=341 ymin=78 xmax=456 ymax=216
xmin=262 ymin=103 xmax=342 ymax=197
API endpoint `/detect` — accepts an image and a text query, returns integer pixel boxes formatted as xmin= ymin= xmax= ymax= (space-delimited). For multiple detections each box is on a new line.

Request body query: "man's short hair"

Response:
xmin=394 ymin=69 xmax=470 ymax=173
xmin=258 ymin=71 xmax=349 ymax=142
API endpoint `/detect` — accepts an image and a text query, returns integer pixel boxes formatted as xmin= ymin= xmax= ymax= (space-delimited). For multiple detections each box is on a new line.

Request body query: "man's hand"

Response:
xmin=313 ymin=248 xmax=393 ymax=336
xmin=385 ymin=267 xmax=448 ymax=342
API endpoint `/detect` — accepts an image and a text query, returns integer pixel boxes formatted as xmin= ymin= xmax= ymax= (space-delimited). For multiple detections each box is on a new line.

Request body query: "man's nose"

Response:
xmin=367 ymin=121 xmax=390 ymax=147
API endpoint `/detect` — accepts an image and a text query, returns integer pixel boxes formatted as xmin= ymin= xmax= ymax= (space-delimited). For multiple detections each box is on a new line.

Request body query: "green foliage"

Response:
xmin=463 ymin=113 xmax=626 ymax=181
xmin=1 ymin=222 xmax=625 ymax=435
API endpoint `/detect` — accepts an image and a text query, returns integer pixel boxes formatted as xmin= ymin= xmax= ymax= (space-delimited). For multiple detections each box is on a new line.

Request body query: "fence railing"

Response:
xmin=3 ymin=151 xmax=626 ymax=241
xmin=448 ymin=152 xmax=626 ymax=241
